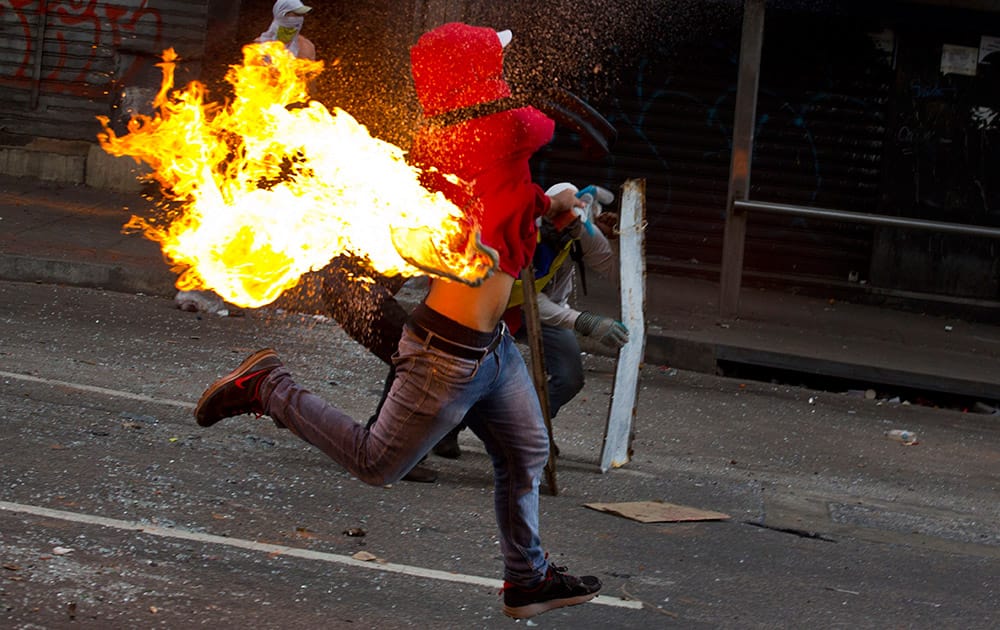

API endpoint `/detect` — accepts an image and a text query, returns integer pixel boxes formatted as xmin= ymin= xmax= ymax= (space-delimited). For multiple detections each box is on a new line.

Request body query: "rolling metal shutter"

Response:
xmin=0 ymin=1 xmax=210 ymax=142
xmin=534 ymin=8 xmax=891 ymax=286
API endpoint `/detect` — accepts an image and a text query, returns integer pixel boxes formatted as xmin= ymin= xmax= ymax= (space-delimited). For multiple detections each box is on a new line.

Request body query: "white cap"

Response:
xmin=545 ymin=182 xmax=578 ymax=197
xmin=285 ymin=0 xmax=312 ymax=15
xmin=497 ymin=29 xmax=512 ymax=48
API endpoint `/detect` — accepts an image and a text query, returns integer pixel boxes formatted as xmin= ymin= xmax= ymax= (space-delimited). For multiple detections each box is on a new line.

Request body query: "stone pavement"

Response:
xmin=1 ymin=173 xmax=998 ymax=408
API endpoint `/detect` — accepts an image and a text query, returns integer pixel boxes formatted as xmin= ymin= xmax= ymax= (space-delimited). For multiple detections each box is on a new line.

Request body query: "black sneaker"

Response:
xmin=195 ymin=349 xmax=282 ymax=427
xmin=501 ymin=564 xmax=602 ymax=619
xmin=432 ymin=428 xmax=462 ymax=459
xmin=402 ymin=461 xmax=439 ymax=483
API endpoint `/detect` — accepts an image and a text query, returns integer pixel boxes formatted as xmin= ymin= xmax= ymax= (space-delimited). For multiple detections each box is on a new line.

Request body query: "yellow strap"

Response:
xmin=507 ymin=241 xmax=573 ymax=308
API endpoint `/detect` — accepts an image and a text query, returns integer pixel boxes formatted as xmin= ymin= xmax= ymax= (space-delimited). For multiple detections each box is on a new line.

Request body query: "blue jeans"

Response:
xmin=541 ymin=324 xmax=585 ymax=418
xmin=260 ymin=304 xmax=552 ymax=585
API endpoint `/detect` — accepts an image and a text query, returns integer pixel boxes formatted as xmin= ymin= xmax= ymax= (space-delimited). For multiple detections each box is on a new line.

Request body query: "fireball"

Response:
xmin=97 ymin=44 xmax=495 ymax=308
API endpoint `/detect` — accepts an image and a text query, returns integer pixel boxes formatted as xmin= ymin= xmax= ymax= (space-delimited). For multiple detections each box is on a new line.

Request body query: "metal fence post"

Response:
xmin=720 ymin=0 xmax=765 ymax=318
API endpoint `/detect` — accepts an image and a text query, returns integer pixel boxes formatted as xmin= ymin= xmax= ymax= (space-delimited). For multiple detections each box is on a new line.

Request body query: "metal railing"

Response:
xmin=719 ymin=0 xmax=1000 ymax=316
xmin=733 ymin=200 xmax=1000 ymax=240
xmin=720 ymin=199 xmax=1000 ymax=317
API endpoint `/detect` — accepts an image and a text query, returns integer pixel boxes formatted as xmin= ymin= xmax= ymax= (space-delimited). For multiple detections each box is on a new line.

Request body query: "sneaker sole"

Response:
xmin=501 ymin=590 xmax=600 ymax=619
xmin=195 ymin=348 xmax=277 ymax=427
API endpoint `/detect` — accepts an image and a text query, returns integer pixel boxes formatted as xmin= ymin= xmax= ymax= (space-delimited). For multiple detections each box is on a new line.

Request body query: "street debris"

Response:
xmin=343 ymin=527 xmax=366 ymax=537
xmin=175 ymin=290 xmax=231 ymax=316
xmin=843 ymin=387 xmax=998 ymax=416
xmin=584 ymin=500 xmax=730 ymax=523
xmin=52 ymin=546 xmax=73 ymax=555
xmin=174 ymin=290 xmax=245 ymax=317
xmin=825 ymin=586 xmax=860 ymax=595
xmin=974 ymin=401 xmax=999 ymax=415
xmin=294 ymin=526 xmax=317 ymax=540
xmin=351 ymin=551 xmax=382 ymax=562
xmin=885 ymin=429 xmax=918 ymax=445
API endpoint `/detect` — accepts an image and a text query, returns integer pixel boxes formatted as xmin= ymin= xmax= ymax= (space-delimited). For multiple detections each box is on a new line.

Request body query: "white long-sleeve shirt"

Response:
xmin=536 ymin=221 xmax=617 ymax=329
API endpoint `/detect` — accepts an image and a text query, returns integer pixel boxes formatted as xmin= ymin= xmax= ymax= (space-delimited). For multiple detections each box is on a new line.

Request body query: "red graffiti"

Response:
xmin=4 ymin=0 xmax=38 ymax=79
xmin=1 ymin=1 xmax=165 ymax=98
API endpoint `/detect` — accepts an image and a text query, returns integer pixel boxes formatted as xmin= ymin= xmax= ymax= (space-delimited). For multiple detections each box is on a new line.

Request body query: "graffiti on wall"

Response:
xmin=0 ymin=0 xmax=164 ymax=100
xmin=892 ymin=72 xmax=1000 ymax=224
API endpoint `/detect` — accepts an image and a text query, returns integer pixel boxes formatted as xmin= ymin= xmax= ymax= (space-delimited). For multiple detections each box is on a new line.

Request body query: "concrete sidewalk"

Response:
xmin=1 ymin=173 xmax=998 ymax=407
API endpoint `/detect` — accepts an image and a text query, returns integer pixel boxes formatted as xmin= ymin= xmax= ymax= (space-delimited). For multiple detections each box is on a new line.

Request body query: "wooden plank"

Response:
xmin=600 ymin=178 xmax=647 ymax=472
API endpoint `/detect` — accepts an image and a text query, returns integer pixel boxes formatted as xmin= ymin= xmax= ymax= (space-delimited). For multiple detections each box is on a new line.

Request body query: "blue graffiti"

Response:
xmin=909 ymin=80 xmax=958 ymax=100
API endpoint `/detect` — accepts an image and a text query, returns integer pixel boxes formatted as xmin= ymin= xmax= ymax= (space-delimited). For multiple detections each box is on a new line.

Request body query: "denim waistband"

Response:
xmin=409 ymin=303 xmax=501 ymax=348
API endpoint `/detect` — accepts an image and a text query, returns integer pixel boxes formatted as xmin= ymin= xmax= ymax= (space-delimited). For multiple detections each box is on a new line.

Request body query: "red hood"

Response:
xmin=410 ymin=22 xmax=511 ymax=118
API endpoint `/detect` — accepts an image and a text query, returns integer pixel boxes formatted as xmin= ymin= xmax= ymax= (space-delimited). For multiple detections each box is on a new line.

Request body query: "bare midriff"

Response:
xmin=423 ymin=271 xmax=515 ymax=332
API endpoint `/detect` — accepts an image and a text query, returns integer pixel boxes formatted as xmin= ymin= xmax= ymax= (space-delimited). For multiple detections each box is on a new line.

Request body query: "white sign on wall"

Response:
xmin=941 ymin=44 xmax=978 ymax=76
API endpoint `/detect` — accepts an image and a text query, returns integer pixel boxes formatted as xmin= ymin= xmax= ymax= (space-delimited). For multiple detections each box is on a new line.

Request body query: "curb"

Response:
xmin=0 ymin=255 xmax=176 ymax=297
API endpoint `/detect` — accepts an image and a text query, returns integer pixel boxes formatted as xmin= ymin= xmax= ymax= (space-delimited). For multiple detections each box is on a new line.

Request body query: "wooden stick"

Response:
xmin=519 ymin=265 xmax=559 ymax=495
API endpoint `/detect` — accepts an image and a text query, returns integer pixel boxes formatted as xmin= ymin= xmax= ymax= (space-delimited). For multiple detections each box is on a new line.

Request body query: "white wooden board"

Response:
xmin=600 ymin=178 xmax=646 ymax=472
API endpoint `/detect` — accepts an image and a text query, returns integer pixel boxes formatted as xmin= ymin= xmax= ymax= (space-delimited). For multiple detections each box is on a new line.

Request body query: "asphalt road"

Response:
xmin=1 ymin=281 xmax=998 ymax=629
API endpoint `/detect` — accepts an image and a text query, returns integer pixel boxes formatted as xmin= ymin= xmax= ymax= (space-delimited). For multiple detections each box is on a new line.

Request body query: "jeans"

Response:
xmin=260 ymin=303 xmax=552 ymax=585
xmin=541 ymin=324 xmax=585 ymax=418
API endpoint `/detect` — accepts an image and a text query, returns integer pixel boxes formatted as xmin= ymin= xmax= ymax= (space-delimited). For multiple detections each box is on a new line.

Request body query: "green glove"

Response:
xmin=575 ymin=311 xmax=630 ymax=349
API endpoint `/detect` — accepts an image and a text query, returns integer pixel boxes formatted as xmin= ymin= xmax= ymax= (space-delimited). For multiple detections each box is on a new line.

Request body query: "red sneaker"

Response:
xmin=195 ymin=349 xmax=282 ymax=427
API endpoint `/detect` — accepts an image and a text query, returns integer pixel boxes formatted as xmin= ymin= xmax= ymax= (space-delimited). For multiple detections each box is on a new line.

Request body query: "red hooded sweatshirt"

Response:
xmin=409 ymin=22 xmax=555 ymax=279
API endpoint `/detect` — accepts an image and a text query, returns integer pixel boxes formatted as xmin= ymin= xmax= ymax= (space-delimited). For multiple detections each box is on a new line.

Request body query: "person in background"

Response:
xmin=256 ymin=0 xmax=315 ymax=60
xmin=193 ymin=23 xmax=602 ymax=619
xmin=533 ymin=182 xmax=628 ymax=417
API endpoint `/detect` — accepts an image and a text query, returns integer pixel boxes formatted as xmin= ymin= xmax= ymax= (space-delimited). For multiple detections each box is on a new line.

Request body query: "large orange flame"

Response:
xmin=97 ymin=44 xmax=495 ymax=308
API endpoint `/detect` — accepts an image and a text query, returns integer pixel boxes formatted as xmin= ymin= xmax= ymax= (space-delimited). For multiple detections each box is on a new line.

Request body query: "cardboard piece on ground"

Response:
xmin=584 ymin=500 xmax=730 ymax=523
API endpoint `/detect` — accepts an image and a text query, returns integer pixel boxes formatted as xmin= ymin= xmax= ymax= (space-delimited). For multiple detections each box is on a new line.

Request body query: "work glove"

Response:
xmin=574 ymin=311 xmax=630 ymax=349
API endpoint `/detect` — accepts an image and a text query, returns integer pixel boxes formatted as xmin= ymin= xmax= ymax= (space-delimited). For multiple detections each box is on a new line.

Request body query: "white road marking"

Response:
xmin=0 ymin=370 xmax=195 ymax=409
xmin=1 ymin=371 xmax=644 ymax=611
xmin=0 ymin=501 xmax=641 ymax=611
